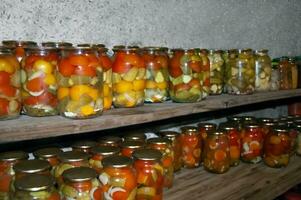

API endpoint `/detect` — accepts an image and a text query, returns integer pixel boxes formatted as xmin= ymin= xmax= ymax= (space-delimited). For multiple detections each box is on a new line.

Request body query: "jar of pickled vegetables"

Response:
xmin=54 ymin=151 xmax=90 ymax=185
xmin=295 ymin=123 xmax=301 ymax=156
xmin=42 ymin=41 xmax=73 ymax=49
xmin=226 ymin=49 xmax=255 ymax=95
xmin=147 ymin=137 xmax=174 ymax=188
xmin=203 ymin=130 xmax=230 ymax=173
xmin=289 ymin=57 xmax=298 ymax=89
xmin=57 ymin=47 xmax=103 ymax=119
xmin=99 ymin=155 xmax=137 ymax=200
xmin=21 ymin=47 xmax=59 ymax=116
xmin=254 ymin=49 xmax=272 ymax=91
xmin=133 ymin=149 xmax=164 ymax=200
xmin=121 ymin=140 xmax=144 ymax=158
xmin=95 ymin=45 xmax=113 ymax=110
xmin=159 ymin=131 xmax=182 ymax=172
xmin=198 ymin=49 xmax=211 ymax=98
xmin=219 ymin=122 xmax=241 ymax=166
xmin=72 ymin=140 xmax=97 ymax=154
xmin=0 ymin=47 xmax=21 ymax=120
xmin=264 ymin=126 xmax=291 ymax=168
xmin=2 ymin=40 xmax=37 ymax=62
xmin=241 ymin=123 xmax=264 ymax=163
xmin=208 ymin=50 xmax=224 ymax=95
xmin=197 ymin=123 xmax=217 ymax=141
xmin=13 ymin=160 xmax=51 ymax=179
xmin=278 ymin=57 xmax=292 ymax=90
xmin=271 ymin=67 xmax=280 ymax=91
xmin=0 ymin=151 xmax=28 ymax=199
xmin=259 ymin=121 xmax=276 ymax=138
xmin=142 ymin=47 xmax=169 ymax=103
xmin=169 ymin=49 xmax=203 ymax=103
xmin=180 ymin=126 xmax=201 ymax=168
xmin=89 ymin=146 xmax=120 ymax=174
xmin=98 ymin=136 xmax=122 ymax=147
xmin=33 ymin=147 xmax=62 ymax=168
xmin=123 ymin=132 xmax=146 ymax=142
xmin=286 ymin=120 xmax=298 ymax=156
xmin=61 ymin=167 xmax=102 ymax=200
xmin=12 ymin=174 xmax=60 ymax=200
xmin=227 ymin=116 xmax=243 ymax=131
xmin=112 ymin=47 xmax=145 ymax=108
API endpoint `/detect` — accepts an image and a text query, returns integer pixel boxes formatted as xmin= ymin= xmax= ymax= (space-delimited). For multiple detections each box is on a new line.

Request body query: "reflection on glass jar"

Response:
xmin=169 ymin=49 xmax=204 ymax=103
xmin=254 ymin=49 xmax=272 ymax=92
xmin=264 ymin=126 xmax=291 ymax=168
xmin=142 ymin=47 xmax=169 ymax=103
xmin=99 ymin=156 xmax=137 ymax=200
xmin=112 ymin=47 xmax=145 ymax=108
xmin=0 ymin=47 xmax=21 ymax=120
xmin=12 ymin=174 xmax=60 ymax=200
xmin=57 ymin=47 xmax=103 ymax=119
xmin=208 ymin=50 xmax=224 ymax=95
xmin=203 ymin=130 xmax=230 ymax=174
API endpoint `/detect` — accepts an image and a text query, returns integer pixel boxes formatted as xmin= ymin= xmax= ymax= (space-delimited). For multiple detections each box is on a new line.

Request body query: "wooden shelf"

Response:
xmin=0 ymin=89 xmax=300 ymax=143
xmin=164 ymin=156 xmax=301 ymax=200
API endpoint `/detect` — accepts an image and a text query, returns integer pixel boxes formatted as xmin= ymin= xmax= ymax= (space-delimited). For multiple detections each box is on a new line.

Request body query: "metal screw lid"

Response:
xmin=91 ymin=146 xmax=120 ymax=156
xmin=208 ymin=130 xmax=225 ymax=136
xmin=63 ymin=167 xmax=97 ymax=182
xmin=158 ymin=131 xmax=179 ymax=138
xmin=227 ymin=116 xmax=243 ymax=122
xmin=42 ymin=41 xmax=73 ymax=48
xmin=219 ymin=122 xmax=237 ymax=131
xmin=0 ymin=151 xmax=28 ymax=162
xmin=102 ymin=155 xmax=132 ymax=168
xmin=244 ymin=122 xmax=260 ymax=128
xmin=242 ymin=116 xmax=256 ymax=122
xmin=180 ymin=126 xmax=198 ymax=133
xmin=147 ymin=137 xmax=171 ymax=145
xmin=133 ymin=149 xmax=162 ymax=161
xmin=257 ymin=118 xmax=273 ymax=124
xmin=13 ymin=160 xmax=51 ymax=174
xmin=98 ymin=136 xmax=122 ymax=145
xmin=58 ymin=151 xmax=90 ymax=163
xmin=197 ymin=123 xmax=217 ymax=130
xmin=15 ymin=174 xmax=55 ymax=192
xmin=33 ymin=147 xmax=62 ymax=159
xmin=273 ymin=125 xmax=289 ymax=133
xmin=72 ymin=141 xmax=98 ymax=150
xmin=121 ymin=140 xmax=145 ymax=149
xmin=123 ymin=132 xmax=146 ymax=142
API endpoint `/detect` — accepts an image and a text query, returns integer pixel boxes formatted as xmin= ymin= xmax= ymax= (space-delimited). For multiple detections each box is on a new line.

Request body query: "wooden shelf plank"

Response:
xmin=164 ymin=156 xmax=301 ymax=200
xmin=0 ymin=89 xmax=300 ymax=143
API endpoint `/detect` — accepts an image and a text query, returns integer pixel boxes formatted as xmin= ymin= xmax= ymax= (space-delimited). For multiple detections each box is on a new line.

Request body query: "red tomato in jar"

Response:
xmin=0 ymin=72 xmax=11 ymax=85
xmin=112 ymin=58 xmax=132 ymax=74
xmin=0 ymin=85 xmax=16 ymax=97
xmin=188 ymin=78 xmax=201 ymax=88
xmin=58 ymin=59 xmax=76 ymax=76
xmin=74 ymin=65 xmax=97 ymax=77
xmin=169 ymin=67 xmax=183 ymax=78
xmin=25 ymin=55 xmax=40 ymax=70
xmin=87 ymin=54 xmax=100 ymax=68
xmin=26 ymin=77 xmax=46 ymax=92
xmin=45 ymin=53 xmax=58 ymax=62
xmin=155 ymin=55 xmax=168 ymax=68
xmin=0 ymin=98 xmax=9 ymax=115
xmin=99 ymin=56 xmax=112 ymax=71
xmin=69 ymin=55 xmax=89 ymax=67
xmin=188 ymin=61 xmax=202 ymax=72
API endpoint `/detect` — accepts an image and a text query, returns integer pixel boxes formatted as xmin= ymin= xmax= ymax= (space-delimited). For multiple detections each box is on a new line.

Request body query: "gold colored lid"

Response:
xmin=98 ymin=136 xmax=122 ymax=145
xmin=63 ymin=167 xmax=97 ymax=182
xmin=133 ymin=149 xmax=162 ymax=161
xmin=42 ymin=41 xmax=73 ymax=48
xmin=262 ymin=122 xmax=276 ymax=127
xmin=208 ymin=130 xmax=225 ymax=136
xmin=121 ymin=140 xmax=144 ymax=149
xmin=197 ymin=123 xmax=217 ymax=130
xmin=15 ymin=174 xmax=55 ymax=192
xmin=274 ymin=125 xmax=289 ymax=133
xmin=33 ymin=147 xmax=62 ymax=159
xmin=0 ymin=151 xmax=28 ymax=162
xmin=257 ymin=118 xmax=273 ymax=124
xmin=13 ymin=160 xmax=51 ymax=174
xmin=219 ymin=122 xmax=237 ymax=131
xmin=2 ymin=40 xmax=37 ymax=47
xmin=159 ymin=131 xmax=179 ymax=138
xmin=180 ymin=126 xmax=198 ymax=133
xmin=91 ymin=146 xmax=120 ymax=156
xmin=147 ymin=137 xmax=171 ymax=145
xmin=58 ymin=151 xmax=90 ymax=162
xmin=72 ymin=141 xmax=97 ymax=150
xmin=227 ymin=116 xmax=243 ymax=122
xmin=102 ymin=155 xmax=132 ymax=168
xmin=123 ymin=132 xmax=146 ymax=142
xmin=242 ymin=116 xmax=256 ymax=122
xmin=244 ymin=122 xmax=260 ymax=128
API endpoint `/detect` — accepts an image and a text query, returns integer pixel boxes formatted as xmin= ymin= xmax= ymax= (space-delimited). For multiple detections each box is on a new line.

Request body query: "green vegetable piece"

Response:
xmin=110 ymin=177 xmax=126 ymax=187
xmin=123 ymin=67 xmax=138 ymax=82
xmin=71 ymin=75 xmax=92 ymax=85
xmin=30 ymin=191 xmax=50 ymax=199
xmin=172 ymin=76 xmax=183 ymax=85
xmin=113 ymin=72 xmax=121 ymax=83
xmin=137 ymin=68 xmax=146 ymax=80
xmin=62 ymin=184 xmax=78 ymax=198
xmin=155 ymin=71 xmax=164 ymax=83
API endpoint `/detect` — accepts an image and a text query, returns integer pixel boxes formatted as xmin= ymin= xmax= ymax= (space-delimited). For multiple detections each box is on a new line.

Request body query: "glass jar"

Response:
xmin=259 ymin=121 xmax=276 ymax=138
xmin=61 ymin=167 xmax=102 ymax=200
xmin=180 ymin=126 xmax=201 ymax=168
xmin=0 ymin=151 xmax=28 ymax=199
xmin=254 ymin=49 xmax=272 ymax=92
xmin=96 ymin=45 xmax=113 ymax=110
xmin=99 ymin=156 xmax=137 ymax=200
xmin=142 ymin=47 xmax=169 ymax=103
xmin=57 ymin=47 xmax=103 ymax=119
xmin=271 ymin=67 xmax=280 ymax=91
xmin=112 ymin=47 xmax=146 ymax=108
xmin=42 ymin=41 xmax=73 ymax=49
xmin=241 ymin=123 xmax=264 ymax=163
xmin=288 ymin=103 xmax=301 ymax=116
xmin=278 ymin=57 xmax=292 ymax=90
xmin=54 ymin=151 xmax=90 ymax=185
xmin=203 ymin=130 xmax=230 ymax=173
xmin=13 ymin=160 xmax=51 ymax=180
xmin=219 ymin=122 xmax=241 ymax=166
xmin=226 ymin=49 xmax=255 ymax=95
xmin=289 ymin=57 xmax=298 ymax=89
xmin=264 ymin=126 xmax=291 ymax=168
xmin=72 ymin=140 xmax=98 ymax=154
xmin=286 ymin=120 xmax=298 ymax=156
xmin=12 ymin=174 xmax=60 ymax=200
xmin=242 ymin=116 xmax=257 ymax=125
xmin=208 ymin=50 xmax=224 ymax=95
xmin=123 ymin=132 xmax=146 ymax=143
xmin=296 ymin=56 xmax=301 ymax=88
xmin=159 ymin=131 xmax=182 ymax=172
xmin=33 ymin=147 xmax=62 ymax=169
xmin=197 ymin=123 xmax=217 ymax=163
xmin=147 ymin=138 xmax=174 ymax=188
xmin=198 ymin=49 xmax=211 ymax=98
xmin=2 ymin=40 xmax=37 ymax=62
xmin=295 ymin=123 xmax=301 ymax=156
xmin=98 ymin=136 xmax=122 ymax=147
xmin=0 ymin=47 xmax=21 ymax=120
xmin=121 ymin=140 xmax=145 ymax=158
xmin=89 ymin=146 xmax=120 ymax=174
xmin=169 ymin=49 xmax=203 ymax=103
xmin=133 ymin=149 xmax=164 ymax=200
xmin=227 ymin=116 xmax=243 ymax=131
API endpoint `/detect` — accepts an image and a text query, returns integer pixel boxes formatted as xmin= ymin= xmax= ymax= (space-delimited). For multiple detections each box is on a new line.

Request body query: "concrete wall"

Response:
xmin=0 ymin=0 xmax=300 ymax=57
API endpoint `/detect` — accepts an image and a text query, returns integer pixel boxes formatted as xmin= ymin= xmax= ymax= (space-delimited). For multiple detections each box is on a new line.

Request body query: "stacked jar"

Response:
xmin=198 ymin=49 xmax=211 ymax=98
xmin=278 ymin=57 xmax=293 ymax=90
xmin=208 ymin=50 xmax=224 ymax=95
xmin=254 ymin=49 xmax=272 ymax=91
